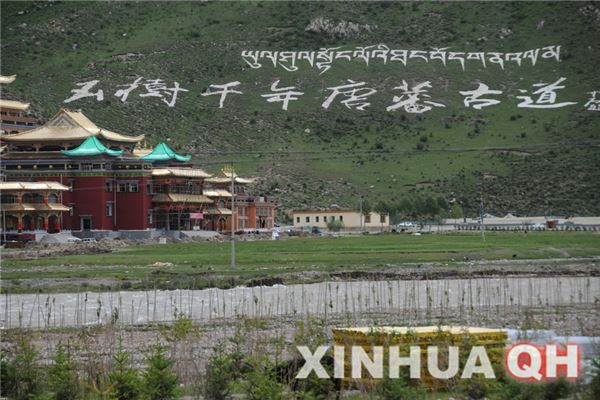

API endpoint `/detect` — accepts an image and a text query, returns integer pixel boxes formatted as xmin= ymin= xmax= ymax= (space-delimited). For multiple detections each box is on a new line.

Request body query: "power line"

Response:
xmin=183 ymin=140 xmax=600 ymax=155
xmin=3 ymin=140 xmax=598 ymax=179
xmin=192 ymin=141 xmax=600 ymax=165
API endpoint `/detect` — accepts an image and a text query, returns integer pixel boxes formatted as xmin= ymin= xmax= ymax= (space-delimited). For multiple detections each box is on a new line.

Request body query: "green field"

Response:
xmin=2 ymin=232 xmax=599 ymax=293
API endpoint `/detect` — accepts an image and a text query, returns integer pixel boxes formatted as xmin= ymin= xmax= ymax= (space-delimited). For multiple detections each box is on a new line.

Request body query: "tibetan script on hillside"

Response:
xmin=241 ymin=44 xmax=561 ymax=74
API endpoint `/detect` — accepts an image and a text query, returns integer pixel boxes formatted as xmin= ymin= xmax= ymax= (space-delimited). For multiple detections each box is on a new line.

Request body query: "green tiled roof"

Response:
xmin=62 ymin=136 xmax=123 ymax=157
xmin=140 ymin=142 xmax=191 ymax=162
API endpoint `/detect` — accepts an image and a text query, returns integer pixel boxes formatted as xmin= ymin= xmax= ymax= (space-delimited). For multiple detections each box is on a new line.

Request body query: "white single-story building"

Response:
xmin=291 ymin=208 xmax=389 ymax=230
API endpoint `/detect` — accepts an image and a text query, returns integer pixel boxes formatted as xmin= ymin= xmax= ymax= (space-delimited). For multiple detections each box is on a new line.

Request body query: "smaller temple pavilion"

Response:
xmin=141 ymin=142 xmax=191 ymax=162
xmin=204 ymin=166 xmax=275 ymax=230
xmin=0 ymin=181 xmax=70 ymax=232
xmin=62 ymin=136 xmax=124 ymax=157
xmin=150 ymin=167 xmax=213 ymax=230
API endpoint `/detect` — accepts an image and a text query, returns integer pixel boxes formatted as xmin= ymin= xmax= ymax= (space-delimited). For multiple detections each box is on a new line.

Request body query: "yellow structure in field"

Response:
xmin=332 ymin=326 xmax=508 ymax=390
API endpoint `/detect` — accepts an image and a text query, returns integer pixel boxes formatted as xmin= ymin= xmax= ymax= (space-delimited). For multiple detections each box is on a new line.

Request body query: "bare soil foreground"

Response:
xmin=2 ymin=304 xmax=599 ymax=397
xmin=2 ymin=232 xmax=599 ymax=399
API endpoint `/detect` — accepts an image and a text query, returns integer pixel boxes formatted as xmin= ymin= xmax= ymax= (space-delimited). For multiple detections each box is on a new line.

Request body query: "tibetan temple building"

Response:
xmin=0 ymin=98 xmax=275 ymax=235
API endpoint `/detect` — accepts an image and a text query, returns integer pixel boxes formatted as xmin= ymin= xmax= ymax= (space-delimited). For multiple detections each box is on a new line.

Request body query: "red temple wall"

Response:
xmin=115 ymin=176 xmax=152 ymax=230
xmin=32 ymin=175 xmax=152 ymax=230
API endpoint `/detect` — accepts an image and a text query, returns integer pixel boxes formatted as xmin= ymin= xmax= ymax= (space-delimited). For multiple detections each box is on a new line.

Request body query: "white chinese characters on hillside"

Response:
xmin=516 ymin=78 xmax=577 ymax=109
xmin=260 ymin=80 xmax=304 ymax=111
xmin=63 ymin=80 xmax=104 ymax=103
xmin=386 ymin=81 xmax=445 ymax=113
xmin=201 ymin=81 xmax=243 ymax=109
xmin=63 ymin=77 xmax=594 ymax=114
xmin=459 ymin=83 xmax=503 ymax=110
xmin=584 ymin=91 xmax=600 ymax=111
xmin=65 ymin=78 xmax=188 ymax=107
xmin=322 ymin=80 xmax=376 ymax=111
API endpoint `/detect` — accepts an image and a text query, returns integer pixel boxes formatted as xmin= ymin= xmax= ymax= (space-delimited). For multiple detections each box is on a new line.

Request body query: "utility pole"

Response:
xmin=230 ymin=163 xmax=236 ymax=268
xmin=479 ymin=197 xmax=485 ymax=242
xmin=359 ymin=196 xmax=363 ymax=231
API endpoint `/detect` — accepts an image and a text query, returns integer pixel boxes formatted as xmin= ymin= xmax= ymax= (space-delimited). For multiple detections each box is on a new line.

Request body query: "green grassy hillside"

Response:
xmin=2 ymin=1 xmax=599 ymax=218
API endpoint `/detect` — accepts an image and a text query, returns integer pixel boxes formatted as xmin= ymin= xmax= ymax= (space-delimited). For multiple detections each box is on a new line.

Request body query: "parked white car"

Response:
xmin=397 ymin=221 xmax=414 ymax=228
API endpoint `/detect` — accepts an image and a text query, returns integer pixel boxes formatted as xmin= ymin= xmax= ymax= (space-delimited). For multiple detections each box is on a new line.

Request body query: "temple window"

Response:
xmin=48 ymin=194 xmax=59 ymax=204
xmin=305 ymin=216 xmax=310 ymax=223
xmin=106 ymin=203 xmax=113 ymax=217
xmin=22 ymin=193 xmax=44 ymax=203
xmin=116 ymin=181 xmax=139 ymax=193
xmin=380 ymin=215 xmax=386 ymax=223
xmin=105 ymin=181 xmax=113 ymax=192
xmin=40 ymin=145 xmax=63 ymax=152
xmin=0 ymin=194 xmax=18 ymax=203
xmin=16 ymin=146 xmax=35 ymax=152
